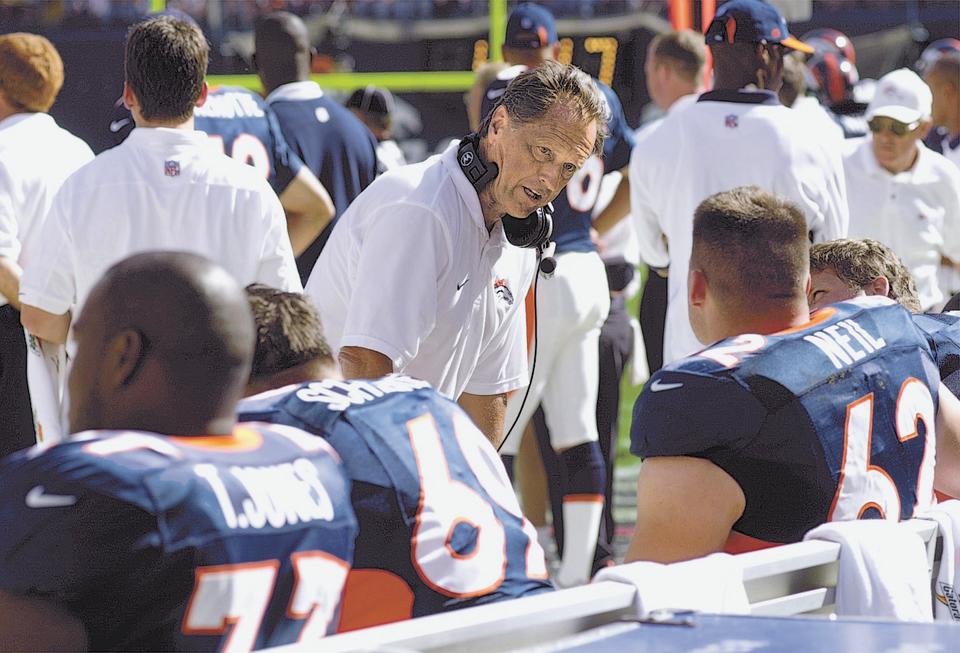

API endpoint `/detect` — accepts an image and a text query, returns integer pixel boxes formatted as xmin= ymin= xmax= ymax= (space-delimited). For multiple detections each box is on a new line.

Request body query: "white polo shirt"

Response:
xmin=629 ymin=89 xmax=849 ymax=363
xmin=0 ymin=113 xmax=93 ymax=304
xmin=845 ymin=137 xmax=960 ymax=310
xmin=306 ymin=140 xmax=536 ymax=399
xmin=21 ymin=127 xmax=301 ymax=321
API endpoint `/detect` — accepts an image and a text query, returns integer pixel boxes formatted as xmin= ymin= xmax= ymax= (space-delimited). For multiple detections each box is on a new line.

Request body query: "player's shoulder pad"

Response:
xmin=630 ymin=361 xmax=765 ymax=459
xmin=239 ymin=375 xmax=436 ymax=435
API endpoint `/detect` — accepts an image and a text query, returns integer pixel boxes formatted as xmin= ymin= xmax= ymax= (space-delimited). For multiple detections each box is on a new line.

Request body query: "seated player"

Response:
xmin=810 ymin=238 xmax=959 ymax=393
xmin=0 ymin=253 xmax=356 ymax=651
xmin=626 ymin=187 xmax=960 ymax=563
xmin=238 ymin=284 xmax=553 ymax=632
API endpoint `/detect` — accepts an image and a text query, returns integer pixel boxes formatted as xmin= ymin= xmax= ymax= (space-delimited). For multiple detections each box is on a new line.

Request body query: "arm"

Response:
xmin=592 ymin=169 xmax=630 ymax=236
xmin=0 ymin=257 xmax=22 ymax=310
xmin=625 ymin=456 xmax=745 ymax=563
xmin=0 ymin=590 xmax=87 ymax=652
xmin=935 ymin=383 xmax=960 ymax=499
xmin=339 ymin=345 xmax=393 ymax=380
xmin=278 ymin=167 xmax=335 ymax=256
xmin=20 ymin=305 xmax=70 ymax=345
xmin=458 ymin=391 xmax=508 ymax=448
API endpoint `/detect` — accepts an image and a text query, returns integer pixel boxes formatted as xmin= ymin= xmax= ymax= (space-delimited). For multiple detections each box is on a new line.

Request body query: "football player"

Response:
xmin=809 ymin=238 xmax=960 ymax=397
xmin=626 ymin=187 xmax=960 ymax=563
xmin=0 ymin=253 xmax=356 ymax=650
xmin=238 ymin=284 xmax=553 ymax=632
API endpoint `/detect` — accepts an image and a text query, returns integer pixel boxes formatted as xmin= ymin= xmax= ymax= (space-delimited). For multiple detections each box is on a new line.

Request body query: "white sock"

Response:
xmin=554 ymin=498 xmax=603 ymax=588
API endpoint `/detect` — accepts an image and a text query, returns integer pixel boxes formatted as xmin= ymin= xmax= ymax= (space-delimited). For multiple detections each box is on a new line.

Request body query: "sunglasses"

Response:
xmin=868 ymin=116 xmax=920 ymax=136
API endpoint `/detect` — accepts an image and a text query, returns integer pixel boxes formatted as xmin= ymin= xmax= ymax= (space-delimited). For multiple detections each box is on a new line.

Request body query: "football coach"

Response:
xmin=305 ymin=61 xmax=606 ymax=447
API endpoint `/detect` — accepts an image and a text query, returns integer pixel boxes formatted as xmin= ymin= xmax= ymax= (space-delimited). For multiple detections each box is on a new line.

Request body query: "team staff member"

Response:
xmin=239 ymin=286 xmax=552 ymax=632
xmin=21 ymin=16 xmax=301 ymax=351
xmin=923 ymin=50 xmax=960 ymax=169
xmin=487 ymin=3 xmax=633 ymax=588
xmin=844 ymin=68 xmax=960 ymax=311
xmin=627 ymin=0 xmax=847 ymax=364
xmin=0 ymin=33 xmax=93 ymax=455
xmin=254 ymin=11 xmax=379 ymax=282
xmin=626 ymin=187 xmax=960 ymax=564
xmin=306 ymin=61 xmax=605 ymax=448
xmin=594 ymin=28 xmax=706 ymax=373
xmin=0 ymin=253 xmax=356 ymax=651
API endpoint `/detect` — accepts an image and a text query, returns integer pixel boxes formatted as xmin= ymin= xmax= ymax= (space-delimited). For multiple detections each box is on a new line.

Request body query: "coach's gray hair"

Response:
xmin=479 ymin=60 xmax=608 ymax=156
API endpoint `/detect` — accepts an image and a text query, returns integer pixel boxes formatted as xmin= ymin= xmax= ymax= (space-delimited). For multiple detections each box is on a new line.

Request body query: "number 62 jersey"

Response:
xmin=238 ymin=375 xmax=554 ymax=633
xmin=631 ymin=296 xmax=942 ymax=549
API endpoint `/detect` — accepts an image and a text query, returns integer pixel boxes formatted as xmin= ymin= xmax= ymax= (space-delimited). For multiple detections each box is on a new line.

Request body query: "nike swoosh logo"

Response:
xmin=26 ymin=485 xmax=77 ymax=508
xmin=650 ymin=379 xmax=683 ymax=392
xmin=109 ymin=118 xmax=131 ymax=132
xmin=457 ymin=278 xmax=469 ymax=291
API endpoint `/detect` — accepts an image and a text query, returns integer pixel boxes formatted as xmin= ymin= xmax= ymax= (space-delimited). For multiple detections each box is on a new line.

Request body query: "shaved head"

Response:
xmin=68 ymin=252 xmax=255 ymax=435
xmin=254 ymin=11 xmax=312 ymax=94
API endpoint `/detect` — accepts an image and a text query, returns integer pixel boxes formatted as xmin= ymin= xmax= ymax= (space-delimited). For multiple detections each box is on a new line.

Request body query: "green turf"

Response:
xmin=615 ymin=266 xmax=647 ymax=466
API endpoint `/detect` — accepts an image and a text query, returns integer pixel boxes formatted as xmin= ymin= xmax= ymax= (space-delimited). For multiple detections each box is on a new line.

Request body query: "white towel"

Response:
xmin=593 ymin=553 xmax=749 ymax=617
xmin=804 ymin=520 xmax=932 ymax=622
xmin=919 ymin=500 xmax=960 ymax=621
xmin=24 ymin=333 xmax=66 ymax=444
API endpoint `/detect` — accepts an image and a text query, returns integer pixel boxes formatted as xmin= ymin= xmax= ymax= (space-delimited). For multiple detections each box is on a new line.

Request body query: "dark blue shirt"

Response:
xmin=912 ymin=311 xmax=960 ymax=396
xmin=238 ymin=375 xmax=553 ymax=631
xmin=266 ymin=82 xmax=379 ymax=280
xmin=481 ymin=71 xmax=635 ymax=254
xmin=631 ymin=297 xmax=940 ymax=544
xmin=0 ymin=424 xmax=356 ymax=651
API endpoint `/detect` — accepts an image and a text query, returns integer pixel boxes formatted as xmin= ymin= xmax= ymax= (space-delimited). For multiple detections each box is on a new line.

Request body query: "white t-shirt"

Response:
xmin=21 ymin=127 xmax=301 ymax=321
xmin=629 ymin=89 xmax=849 ymax=363
xmin=845 ymin=137 xmax=960 ymax=310
xmin=306 ymin=140 xmax=536 ymax=399
xmin=0 ymin=113 xmax=93 ymax=302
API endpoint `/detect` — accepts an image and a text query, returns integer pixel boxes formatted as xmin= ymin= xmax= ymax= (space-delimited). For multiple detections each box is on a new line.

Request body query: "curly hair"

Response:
xmin=810 ymin=239 xmax=921 ymax=313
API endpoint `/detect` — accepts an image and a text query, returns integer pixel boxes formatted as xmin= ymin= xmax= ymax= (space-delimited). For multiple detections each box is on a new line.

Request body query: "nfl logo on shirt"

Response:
xmin=724 ymin=114 xmax=739 ymax=129
xmin=164 ymin=160 xmax=180 ymax=177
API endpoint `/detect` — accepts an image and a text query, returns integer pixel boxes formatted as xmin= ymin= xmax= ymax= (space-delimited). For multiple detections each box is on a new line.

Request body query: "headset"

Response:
xmin=457 ymin=133 xmax=557 ymax=276
xmin=456 ymin=133 xmax=555 ymax=450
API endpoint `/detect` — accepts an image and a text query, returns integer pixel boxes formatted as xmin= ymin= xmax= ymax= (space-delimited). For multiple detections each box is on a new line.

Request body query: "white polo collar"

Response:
xmin=265 ymin=80 xmax=325 ymax=104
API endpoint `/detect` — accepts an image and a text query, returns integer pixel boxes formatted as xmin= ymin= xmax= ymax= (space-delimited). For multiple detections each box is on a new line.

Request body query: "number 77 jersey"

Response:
xmin=238 ymin=375 xmax=554 ymax=632
xmin=631 ymin=296 xmax=941 ymax=549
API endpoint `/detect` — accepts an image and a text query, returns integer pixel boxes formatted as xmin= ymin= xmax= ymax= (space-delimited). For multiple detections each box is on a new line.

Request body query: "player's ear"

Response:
xmin=804 ymin=272 xmax=812 ymax=299
xmin=195 ymin=81 xmax=209 ymax=108
xmin=865 ymin=275 xmax=890 ymax=299
xmin=489 ymin=104 xmax=508 ymax=137
xmin=106 ymin=329 xmax=147 ymax=387
xmin=689 ymin=268 xmax=708 ymax=308
xmin=121 ymin=82 xmax=137 ymax=112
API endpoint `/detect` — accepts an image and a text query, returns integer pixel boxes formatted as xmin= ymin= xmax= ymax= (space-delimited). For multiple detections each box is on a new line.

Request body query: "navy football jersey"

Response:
xmin=238 ymin=375 xmax=553 ymax=632
xmin=631 ymin=297 xmax=941 ymax=546
xmin=107 ymin=87 xmax=304 ymax=195
xmin=912 ymin=311 xmax=960 ymax=396
xmin=266 ymin=87 xmax=379 ymax=281
xmin=480 ymin=69 xmax=635 ymax=254
xmin=0 ymin=424 xmax=356 ymax=651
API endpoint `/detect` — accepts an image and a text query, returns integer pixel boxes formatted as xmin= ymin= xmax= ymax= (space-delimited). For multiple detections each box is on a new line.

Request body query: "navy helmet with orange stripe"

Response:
xmin=705 ymin=0 xmax=813 ymax=54
xmin=806 ymin=49 xmax=860 ymax=108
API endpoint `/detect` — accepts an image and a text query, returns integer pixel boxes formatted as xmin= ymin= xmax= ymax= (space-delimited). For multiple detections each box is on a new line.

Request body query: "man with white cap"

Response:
xmin=844 ymin=68 xmax=960 ymax=311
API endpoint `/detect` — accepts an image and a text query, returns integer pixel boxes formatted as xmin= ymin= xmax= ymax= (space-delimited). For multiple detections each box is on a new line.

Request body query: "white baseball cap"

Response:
xmin=865 ymin=68 xmax=932 ymax=124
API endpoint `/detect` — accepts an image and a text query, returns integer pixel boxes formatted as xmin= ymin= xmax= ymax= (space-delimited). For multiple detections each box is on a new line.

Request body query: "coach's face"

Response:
xmin=486 ymin=102 xmax=596 ymax=219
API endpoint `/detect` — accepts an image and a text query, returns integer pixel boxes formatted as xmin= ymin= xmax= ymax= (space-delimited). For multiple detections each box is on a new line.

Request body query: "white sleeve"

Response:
xmin=19 ymin=186 xmax=75 ymax=315
xmin=628 ymin=139 xmax=670 ymax=269
xmin=0 ymin=165 xmax=21 ymax=261
xmin=464 ymin=279 xmax=530 ymax=396
xmin=940 ymin=165 xmax=960 ymax=262
xmin=804 ymin=140 xmax=850 ymax=243
xmin=339 ymin=203 xmax=449 ymax=368
xmin=255 ymin=189 xmax=302 ymax=292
